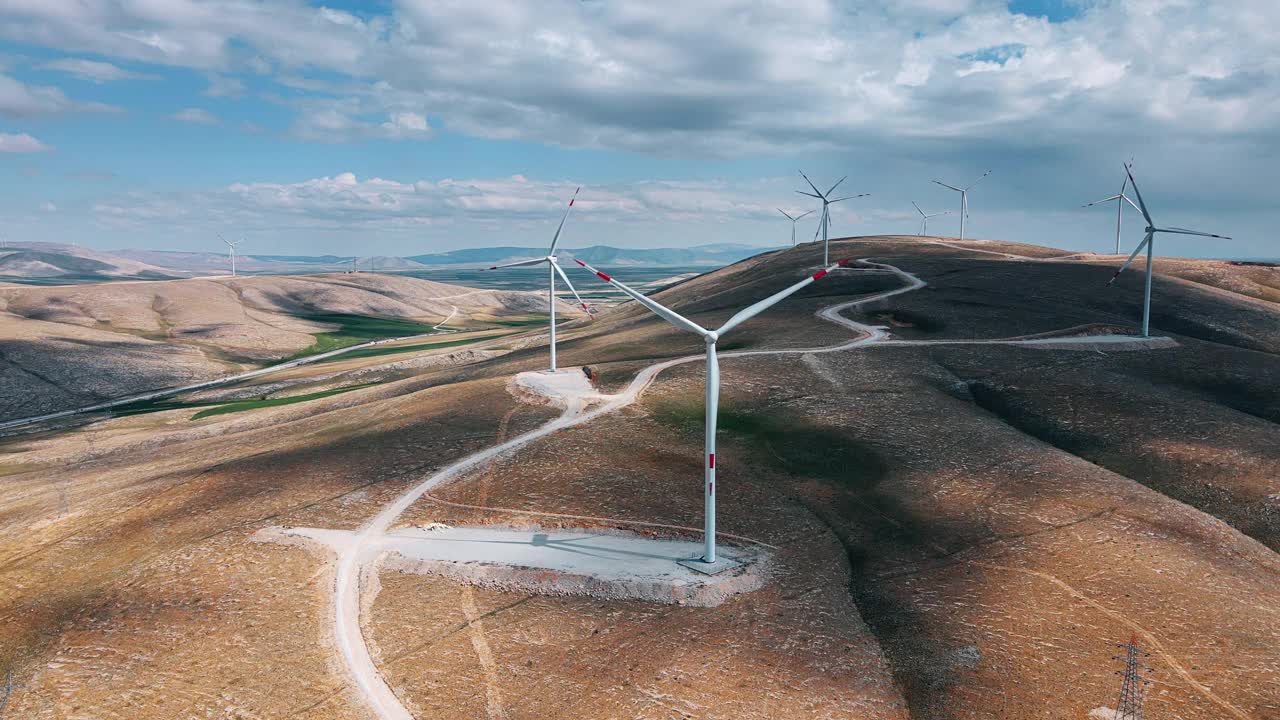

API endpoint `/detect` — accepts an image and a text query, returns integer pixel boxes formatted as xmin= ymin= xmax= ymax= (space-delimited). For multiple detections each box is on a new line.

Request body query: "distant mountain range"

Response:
xmin=0 ymin=242 xmax=181 ymax=282
xmin=408 ymin=243 xmax=775 ymax=267
xmin=0 ymin=242 xmax=776 ymax=284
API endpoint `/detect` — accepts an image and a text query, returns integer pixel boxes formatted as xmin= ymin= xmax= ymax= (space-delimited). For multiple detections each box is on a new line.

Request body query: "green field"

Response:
xmin=111 ymin=383 xmax=377 ymax=420
xmin=281 ymin=313 xmax=441 ymax=362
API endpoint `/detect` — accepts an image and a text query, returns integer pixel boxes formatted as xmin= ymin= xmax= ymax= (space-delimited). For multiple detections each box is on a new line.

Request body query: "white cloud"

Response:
xmin=288 ymin=99 xmax=432 ymax=142
xmin=0 ymin=73 xmax=120 ymax=117
xmin=91 ymin=171 xmax=792 ymax=233
xmin=0 ymin=0 xmax=1274 ymax=153
xmin=171 ymin=107 xmax=219 ymax=124
xmin=39 ymin=201 xmax=57 ymax=212
xmin=42 ymin=58 xmax=157 ymax=83
xmin=0 ymin=132 xmax=51 ymax=153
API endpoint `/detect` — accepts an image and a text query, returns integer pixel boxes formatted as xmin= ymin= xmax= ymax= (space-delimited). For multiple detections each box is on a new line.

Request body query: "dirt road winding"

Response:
xmin=318 ymin=258 xmax=1174 ymax=719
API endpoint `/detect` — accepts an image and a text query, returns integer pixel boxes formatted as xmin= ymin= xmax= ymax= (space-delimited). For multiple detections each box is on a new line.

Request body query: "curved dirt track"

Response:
xmin=321 ymin=257 xmax=1173 ymax=719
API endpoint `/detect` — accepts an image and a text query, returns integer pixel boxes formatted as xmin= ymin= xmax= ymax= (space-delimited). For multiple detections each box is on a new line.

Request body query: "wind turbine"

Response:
xmin=911 ymin=202 xmax=950 ymax=236
xmin=777 ymin=208 xmax=815 ymax=247
xmin=484 ymin=188 xmax=592 ymax=372
xmin=1108 ymin=163 xmax=1231 ymax=338
xmin=1083 ymin=173 xmax=1143 ymax=255
xmin=218 ymin=233 xmax=242 ymax=277
xmin=933 ymin=170 xmax=991 ymax=241
xmin=573 ymin=255 xmax=852 ymax=566
xmin=797 ymin=171 xmax=868 ymax=266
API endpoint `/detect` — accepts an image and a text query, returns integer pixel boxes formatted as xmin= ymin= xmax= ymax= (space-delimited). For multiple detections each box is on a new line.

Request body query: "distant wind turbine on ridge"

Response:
xmin=1083 ymin=167 xmax=1142 ymax=255
xmin=797 ymin=171 xmax=868 ymax=266
xmin=777 ymin=208 xmax=815 ymax=247
xmin=933 ymin=170 xmax=991 ymax=241
xmin=1108 ymin=162 xmax=1231 ymax=338
xmin=218 ymin=233 xmax=242 ymax=277
xmin=484 ymin=188 xmax=592 ymax=372
xmin=573 ymin=255 xmax=853 ymax=566
xmin=911 ymin=201 xmax=950 ymax=236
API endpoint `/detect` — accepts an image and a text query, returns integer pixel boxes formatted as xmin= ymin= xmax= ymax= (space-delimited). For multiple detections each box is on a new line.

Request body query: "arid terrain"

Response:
xmin=0 ymin=236 xmax=1277 ymax=719
xmin=0 ymin=272 xmax=584 ymax=423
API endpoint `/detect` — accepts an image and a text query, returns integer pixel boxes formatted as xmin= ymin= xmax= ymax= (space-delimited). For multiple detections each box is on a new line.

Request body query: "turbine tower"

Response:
xmin=777 ymin=208 xmax=814 ymax=247
xmin=1108 ymin=163 xmax=1231 ymax=337
xmin=1084 ymin=170 xmax=1143 ymax=255
xmin=484 ymin=188 xmax=592 ymax=372
xmin=911 ymin=201 xmax=949 ymax=236
xmin=218 ymin=233 xmax=242 ymax=277
xmin=933 ymin=170 xmax=991 ymax=242
xmin=797 ymin=171 xmax=868 ymax=266
xmin=573 ymin=256 xmax=851 ymax=566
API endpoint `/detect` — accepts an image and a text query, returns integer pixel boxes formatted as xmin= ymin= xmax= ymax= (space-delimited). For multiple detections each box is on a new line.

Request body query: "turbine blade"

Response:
xmin=1123 ymin=163 xmax=1154 ymax=227
xmin=718 ymin=259 xmax=852 ymax=335
xmin=778 ymin=208 xmax=795 ymax=221
xmin=796 ymin=209 xmax=814 ymax=220
xmin=933 ymin=180 xmax=962 ymax=192
xmin=912 ymin=201 xmax=924 ymax=217
xmin=964 ymin=170 xmax=992 ymax=190
xmin=1108 ymin=231 xmax=1153 ymax=285
xmin=829 ymin=193 xmax=868 ymax=203
xmin=1083 ymin=195 xmax=1123 ymax=207
xmin=1159 ymin=227 xmax=1232 ymax=239
xmin=798 ymin=170 xmax=823 ymax=197
xmin=1122 ymin=194 xmax=1142 ymax=213
xmin=552 ymin=262 xmax=593 ymax=317
xmin=572 ymin=259 xmax=708 ymax=337
xmin=825 ymin=176 xmax=847 ymax=196
xmin=484 ymin=258 xmax=547 ymax=271
xmin=547 ymin=187 xmax=580 ymax=254
xmin=796 ymin=190 xmax=821 ymax=199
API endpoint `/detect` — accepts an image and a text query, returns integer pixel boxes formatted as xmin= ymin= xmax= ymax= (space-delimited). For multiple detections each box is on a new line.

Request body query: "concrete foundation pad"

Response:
xmin=268 ymin=525 xmax=768 ymax=607
xmin=677 ymin=556 xmax=741 ymax=575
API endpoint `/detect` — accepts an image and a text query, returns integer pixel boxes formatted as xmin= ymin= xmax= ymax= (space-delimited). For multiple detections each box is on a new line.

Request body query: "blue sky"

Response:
xmin=0 ymin=0 xmax=1275 ymax=258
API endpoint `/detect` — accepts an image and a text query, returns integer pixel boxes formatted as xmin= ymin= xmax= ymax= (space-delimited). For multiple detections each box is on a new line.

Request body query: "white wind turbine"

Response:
xmin=933 ymin=170 xmax=991 ymax=241
xmin=777 ymin=208 xmax=815 ymax=247
xmin=911 ymin=201 xmax=950 ymax=236
xmin=1108 ymin=162 xmax=1231 ymax=338
xmin=797 ymin=171 xmax=868 ymax=266
xmin=484 ymin=188 xmax=592 ymax=372
xmin=573 ymin=255 xmax=852 ymax=566
xmin=1083 ymin=170 xmax=1142 ymax=255
xmin=218 ymin=233 xmax=242 ymax=277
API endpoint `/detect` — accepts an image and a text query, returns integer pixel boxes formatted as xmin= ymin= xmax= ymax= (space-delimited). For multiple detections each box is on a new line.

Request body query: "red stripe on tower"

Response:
xmin=709 ymin=453 xmax=715 ymax=468
xmin=812 ymin=269 xmax=828 ymax=280
xmin=596 ymin=271 xmax=612 ymax=282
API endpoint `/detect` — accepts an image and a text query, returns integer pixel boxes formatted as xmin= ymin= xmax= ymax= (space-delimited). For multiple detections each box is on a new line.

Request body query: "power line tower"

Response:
xmin=1113 ymin=633 xmax=1153 ymax=720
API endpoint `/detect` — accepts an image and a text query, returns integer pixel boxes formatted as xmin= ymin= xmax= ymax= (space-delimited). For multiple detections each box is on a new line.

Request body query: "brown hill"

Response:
xmin=0 ymin=272 xmax=582 ymax=422
xmin=0 ymin=236 xmax=1276 ymax=719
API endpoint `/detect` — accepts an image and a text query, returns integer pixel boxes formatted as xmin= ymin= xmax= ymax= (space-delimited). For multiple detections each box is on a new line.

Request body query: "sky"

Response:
xmin=0 ymin=0 xmax=1275 ymax=258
